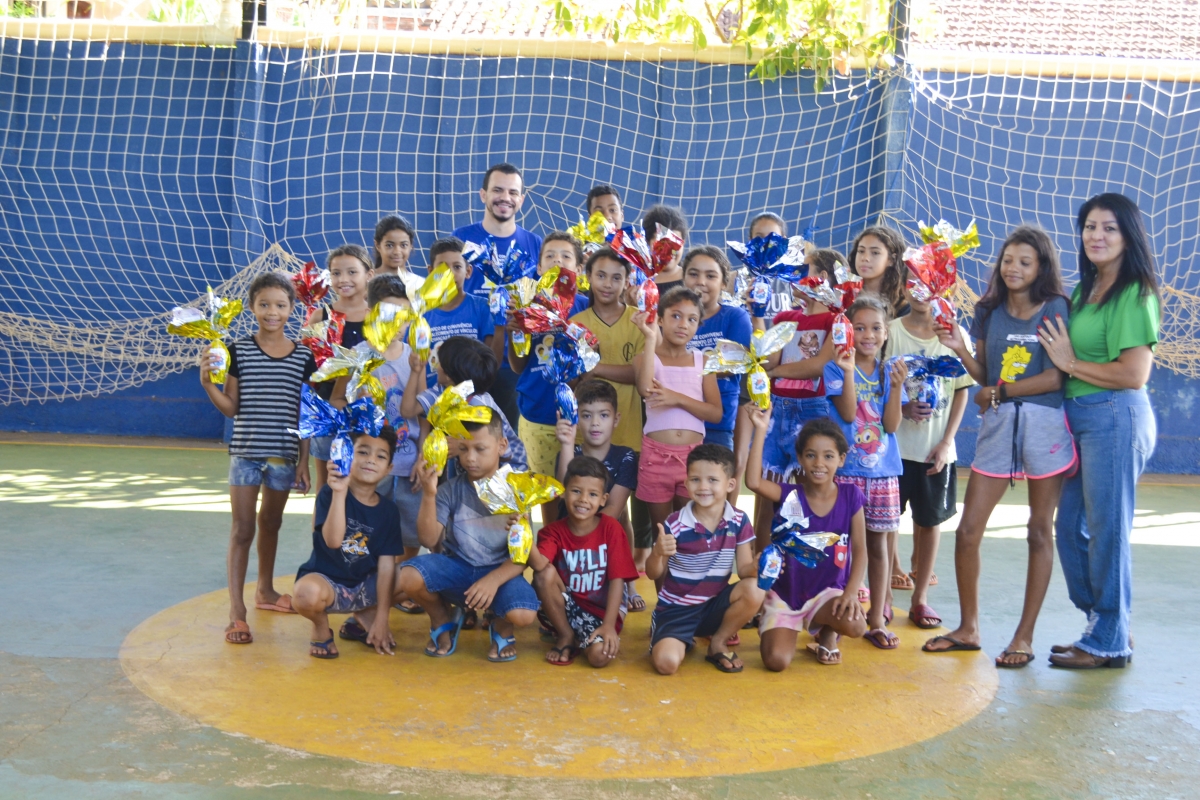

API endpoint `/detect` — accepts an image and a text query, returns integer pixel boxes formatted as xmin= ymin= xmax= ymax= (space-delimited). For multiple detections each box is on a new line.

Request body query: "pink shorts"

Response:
xmin=758 ymin=587 xmax=844 ymax=635
xmin=635 ymin=436 xmax=699 ymax=504
xmin=834 ymin=474 xmax=900 ymax=532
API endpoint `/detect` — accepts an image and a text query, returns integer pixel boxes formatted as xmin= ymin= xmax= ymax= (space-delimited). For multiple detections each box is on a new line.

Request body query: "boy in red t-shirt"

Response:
xmin=531 ymin=455 xmax=640 ymax=668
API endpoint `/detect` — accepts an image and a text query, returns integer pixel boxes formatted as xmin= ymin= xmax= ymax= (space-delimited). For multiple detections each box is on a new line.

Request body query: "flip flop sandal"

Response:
xmin=393 ymin=599 xmax=425 ymax=615
xmin=545 ymin=645 xmax=577 ymax=666
xmin=624 ymin=584 xmax=647 ymax=612
xmin=905 ymin=571 xmax=939 ymax=587
xmin=806 ymin=642 xmax=842 ymax=665
xmin=725 ymin=633 xmax=741 ymax=648
xmin=339 ymin=617 xmax=369 ymax=644
xmin=909 ymin=603 xmax=942 ymax=630
xmin=921 ymin=634 xmax=981 ymax=653
xmin=424 ymin=607 xmax=465 ymax=658
xmin=255 ymin=594 xmax=297 ymax=613
xmin=995 ymin=649 xmax=1034 ymax=669
xmin=309 ymin=636 xmax=339 ymax=659
xmin=864 ymin=628 xmax=900 ymax=650
xmin=487 ymin=622 xmax=518 ymax=663
xmin=881 ymin=605 xmax=895 ymax=626
xmin=857 ymin=587 xmax=870 ymax=603
xmin=224 ymin=620 xmax=253 ymax=645
xmin=891 ymin=573 xmax=915 ymax=591
xmin=705 ymin=651 xmax=744 ymax=673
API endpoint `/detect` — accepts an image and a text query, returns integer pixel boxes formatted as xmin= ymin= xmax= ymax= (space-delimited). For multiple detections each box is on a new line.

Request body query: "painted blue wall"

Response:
xmin=0 ymin=42 xmax=1196 ymax=470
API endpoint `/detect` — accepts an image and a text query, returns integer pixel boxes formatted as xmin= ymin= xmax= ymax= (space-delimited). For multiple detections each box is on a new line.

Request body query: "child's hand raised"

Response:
xmin=414 ymin=456 xmax=440 ymax=494
xmin=408 ymin=349 xmax=427 ymax=373
xmin=935 ymin=322 xmax=965 ymax=353
xmin=833 ymin=345 xmax=855 ymax=372
xmin=631 ymin=310 xmax=656 ymax=338
xmin=555 ymin=413 xmax=577 ymax=446
xmin=887 ymin=357 xmax=909 ymax=389
xmin=652 ymin=524 xmax=676 ymax=558
xmin=326 ymin=463 xmax=350 ymax=494
xmin=747 ymin=405 xmax=771 ymax=432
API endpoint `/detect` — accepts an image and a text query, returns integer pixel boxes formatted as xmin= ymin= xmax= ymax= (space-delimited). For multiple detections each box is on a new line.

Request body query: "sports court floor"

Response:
xmin=2 ymin=437 xmax=1198 ymax=799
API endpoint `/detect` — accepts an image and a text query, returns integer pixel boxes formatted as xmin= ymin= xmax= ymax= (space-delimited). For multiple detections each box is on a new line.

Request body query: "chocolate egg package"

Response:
xmin=701 ymin=322 xmax=797 ymax=409
xmin=473 ymin=464 xmax=564 ymax=564
xmin=167 ymin=287 xmax=243 ymax=384
xmin=726 ymin=232 xmax=809 ymax=317
xmin=311 ymin=340 xmax=388 ymax=409
xmin=905 ymin=218 xmax=981 ymax=324
xmin=290 ymin=385 xmax=385 ymax=477
xmin=607 ymin=223 xmax=683 ymax=325
xmin=397 ymin=265 xmax=459 ymax=362
xmin=463 ymin=238 xmax=536 ymax=327
xmin=422 ymin=379 xmax=493 ymax=473
xmin=544 ymin=325 xmax=601 ymax=424
xmin=901 ymin=353 xmax=968 ymax=413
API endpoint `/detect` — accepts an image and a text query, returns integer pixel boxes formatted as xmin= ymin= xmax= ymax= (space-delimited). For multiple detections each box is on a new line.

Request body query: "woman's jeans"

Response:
xmin=1056 ymin=388 xmax=1156 ymax=658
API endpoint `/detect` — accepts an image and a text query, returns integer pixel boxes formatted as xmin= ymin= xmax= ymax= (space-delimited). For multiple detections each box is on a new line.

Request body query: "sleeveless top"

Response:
xmin=644 ymin=350 xmax=707 ymax=435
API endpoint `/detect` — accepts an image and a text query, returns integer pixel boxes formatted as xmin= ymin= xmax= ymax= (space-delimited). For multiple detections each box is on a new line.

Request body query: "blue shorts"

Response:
xmin=403 ymin=553 xmax=540 ymax=617
xmin=229 ymin=456 xmax=294 ymax=492
xmin=762 ymin=396 xmax=830 ymax=479
xmin=309 ymin=435 xmax=333 ymax=461
xmin=307 ymin=573 xmax=378 ymax=613
xmin=649 ymin=582 xmax=736 ymax=649
xmin=703 ymin=429 xmax=735 ymax=451
xmin=376 ymin=474 xmax=422 ymax=549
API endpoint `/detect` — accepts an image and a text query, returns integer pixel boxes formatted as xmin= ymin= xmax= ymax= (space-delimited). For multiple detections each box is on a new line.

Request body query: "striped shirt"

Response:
xmin=658 ymin=501 xmax=754 ymax=606
xmin=227 ymin=336 xmax=317 ymax=462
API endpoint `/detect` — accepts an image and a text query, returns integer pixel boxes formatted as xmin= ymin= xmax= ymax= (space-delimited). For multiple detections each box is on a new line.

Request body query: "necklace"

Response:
xmin=854 ymin=363 xmax=879 ymax=386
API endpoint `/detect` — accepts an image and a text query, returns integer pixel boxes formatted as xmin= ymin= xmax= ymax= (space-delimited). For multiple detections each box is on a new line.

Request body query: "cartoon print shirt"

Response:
xmin=970 ymin=296 xmax=1070 ymax=409
xmin=771 ymin=482 xmax=865 ymax=611
xmin=823 ymin=360 xmax=904 ymax=478
xmin=887 ymin=319 xmax=976 ymax=464
xmin=770 ymin=310 xmax=834 ymax=399
xmin=297 ymin=485 xmax=404 ymax=588
xmin=372 ymin=344 xmax=420 ymax=477
xmin=536 ymin=514 xmax=640 ymax=626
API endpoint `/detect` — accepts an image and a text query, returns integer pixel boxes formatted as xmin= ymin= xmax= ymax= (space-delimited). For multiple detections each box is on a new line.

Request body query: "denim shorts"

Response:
xmin=762 ymin=396 xmax=831 ymax=479
xmin=309 ymin=435 xmax=333 ymax=462
xmin=403 ymin=553 xmax=540 ymax=617
xmin=376 ymin=474 xmax=422 ymax=549
xmin=703 ymin=429 xmax=735 ymax=451
xmin=308 ymin=573 xmax=378 ymax=613
xmin=229 ymin=456 xmax=295 ymax=492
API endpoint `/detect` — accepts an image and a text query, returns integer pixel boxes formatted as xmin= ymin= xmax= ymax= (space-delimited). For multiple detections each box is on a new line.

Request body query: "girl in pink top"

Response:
xmin=632 ymin=286 xmax=724 ymax=531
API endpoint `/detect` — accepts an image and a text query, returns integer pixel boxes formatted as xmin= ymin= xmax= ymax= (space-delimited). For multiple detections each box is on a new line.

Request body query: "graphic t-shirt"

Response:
xmin=424 ymin=296 xmax=494 ymax=387
xmin=372 ymin=345 xmax=421 ymax=477
xmin=569 ymin=305 xmax=645 ymax=450
xmin=1066 ymin=284 xmax=1159 ymax=399
xmin=297 ymin=485 xmax=404 ymax=587
xmin=537 ymin=514 xmax=640 ymax=625
xmin=436 ymin=472 xmax=514 ymax=568
xmin=969 ymin=296 xmax=1070 ymax=409
xmin=771 ymin=482 xmax=864 ymax=611
xmin=514 ymin=295 xmax=592 ymax=425
xmin=452 ymin=222 xmax=544 ymax=300
xmin=823 ymin=360 xmax=903 ymax=478
xmin=887 ymin=319 xmax=976 ymax=463
xmin=770 ymin=309 xmax=834 ymax=398
xmin=659 ymin=502 xmax=755 ymax=606
xmin=760 ymin=278 xmax=799 ymax=326
xmin=688 ymin=304 xmax=754 ymax=433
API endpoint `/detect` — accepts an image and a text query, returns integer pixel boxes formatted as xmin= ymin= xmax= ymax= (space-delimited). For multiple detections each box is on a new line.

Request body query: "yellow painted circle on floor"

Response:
xmin=121 ymin=577 xmax=997 ymax=779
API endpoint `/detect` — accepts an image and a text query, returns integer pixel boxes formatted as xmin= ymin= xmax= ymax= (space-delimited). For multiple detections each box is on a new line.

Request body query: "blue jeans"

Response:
xmin=703 ymin=429 xmax=735 ymax=451
xmin=1056 ymin=388 xmax=1156 ymax=658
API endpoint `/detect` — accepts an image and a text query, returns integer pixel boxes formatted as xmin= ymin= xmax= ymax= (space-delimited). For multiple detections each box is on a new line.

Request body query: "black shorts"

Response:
xmin=899 ymin=459 xmax=958 ymax=527
xmin=631 ymin=495 xmax=655 ymax=549
xmin=649 ymin=583 xmax=736 ymax=649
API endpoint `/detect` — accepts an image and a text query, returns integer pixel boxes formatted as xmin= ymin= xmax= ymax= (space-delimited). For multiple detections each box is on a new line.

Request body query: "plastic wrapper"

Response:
xmin=832 ymin=263 xmax=863 ymax=311
xmin=292 ymin=260 xmax=330 ymax=312
xmin=544 ymin=329 xmax=601 ymax=423
xmin=362 ymin=301 xmax=407 ymax=353
xmin=464 ymin=238 xmax=536 ymax=328
xmin=311 ymin=341 xmax=387 ymax=408
xmin=298 ymin=306 xmax=345 ymax=368
xmin=290 ymin=385 xmax=385 ymax=477
xmin=396 ymin=265 xmax=458 ymax=361
xmin=512 ymin=267 xmax=585 ymax=338
xmin=635 ymin=276 xmax=660 ymax=324
xmin=794 ymin=275 xmax=843 ymax=310
xmin=607 ymin=223 xmax=683 ymax=281
xmin=422 ymin=380 xmax=493 ymax=472
xmin=919 ymin=219 xmax=981 ymax=259
xmin=905 ymin=241 xmax=959 ymax=323
xmin=701 ymin=322 xmax=797 ymax=409
xmin=830 ymin=313 xmax=854 ymax=358
xmin=568 ymin=210 xmax=615 ymax=257
xmin=473 ymin=464 xmax=564 ymax=564
xmin=901 ymin=354 xmax=967 ymax=411
xmin=758 ymin=544 xmax=784 ymax=591
xmin=504 ymin=270 xmax=560 ymax=357
xmin=167 ymin=288 xmax=243 ymax=384
xmin=774 ymin=529 xmax=841 ymax=569
xmin=727 ymin=233 xmax=809 ymax=282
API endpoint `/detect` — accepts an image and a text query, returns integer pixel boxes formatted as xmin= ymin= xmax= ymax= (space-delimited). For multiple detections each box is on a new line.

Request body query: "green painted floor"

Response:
xmin=2 ymin=441 xmax=1199 ymax=799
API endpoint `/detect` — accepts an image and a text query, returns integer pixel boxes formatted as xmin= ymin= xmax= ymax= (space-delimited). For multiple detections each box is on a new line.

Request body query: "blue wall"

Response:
xmin=0 ymin=41 xmax=1196 ymax=471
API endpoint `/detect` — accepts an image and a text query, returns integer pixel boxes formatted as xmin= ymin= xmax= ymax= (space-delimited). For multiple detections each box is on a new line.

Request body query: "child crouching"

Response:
xmin=293 ymin=427 xmax=404 ymax=659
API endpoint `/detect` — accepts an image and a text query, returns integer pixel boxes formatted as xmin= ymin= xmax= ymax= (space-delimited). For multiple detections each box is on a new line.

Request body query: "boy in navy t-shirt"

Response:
xmin=422 ymin=237 xmax=494 ymax=388
xmin=292 ymin=427 xmax=404 ymax=659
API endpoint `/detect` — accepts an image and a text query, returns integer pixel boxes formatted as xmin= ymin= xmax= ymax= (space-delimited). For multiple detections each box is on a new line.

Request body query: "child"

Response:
xmin=587 ymin=184 xmax=625 ymax=229
xmin=364 ymin=275 xmax=425 ymax=613
xmin=372 ymin=214 xmax=420 ymax=278
xmin=554 ymin=378 xmax=643 ymax=610
xmin=747 ymin=414 xmax=868 ymax=667
xmin=311 ymin=244 xmax=375 ymax=493
xmin=886 ymin=263 xmax=975 ymax=630
xmin=422 ymin=237 xmax=494 ymax=388
xmin=643 ymin=204 xmax=689 ymax=295
xmin=647 ymin=445 xmax=764 ymax=674
xmin=742 ymin=212 xmax=801 ymax=329
xmin=632 ymin=287 xmax=724 ymax=533
xmin=398 ymin=416 xmax=541 ymax=662
xmin=292 ymin=428 xmax=404 ymax=658
xmin=849 ymin=226 xmax=909 ymax=318
xmin=507 ymin=233 xmax=590 ymax=506
xmin=681 ymin=245 xmax=753 ymax=453
xmin=531 ymin=455 xmax=640 ymax=667
xmin=199 ymin=272 xmax=317 ymax=645
xmin=823 ymin=295 xmax=907 ymax=649
xmin=925 ymin=226 xmax=1074 ymax=668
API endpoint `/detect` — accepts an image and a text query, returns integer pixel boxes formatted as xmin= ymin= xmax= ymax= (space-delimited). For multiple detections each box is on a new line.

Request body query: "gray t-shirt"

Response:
xmin=436 ymin=473 xmax=512 ymax=568
xmin=969 ymin=296 xmax=1070 ymax=408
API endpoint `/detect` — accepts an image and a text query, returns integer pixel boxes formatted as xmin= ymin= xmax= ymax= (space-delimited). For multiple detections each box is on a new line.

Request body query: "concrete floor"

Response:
xmin=2 ymin=440 xmax=1199 ymax=798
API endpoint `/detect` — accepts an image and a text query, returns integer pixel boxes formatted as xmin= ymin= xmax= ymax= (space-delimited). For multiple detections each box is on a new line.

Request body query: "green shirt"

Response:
xmin=1066 ymin=283 xmax=1159 ymax=398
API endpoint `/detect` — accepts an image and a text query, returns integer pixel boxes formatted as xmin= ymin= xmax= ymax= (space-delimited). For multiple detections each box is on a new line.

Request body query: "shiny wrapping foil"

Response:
xmin=701 ymin=322 xmax=796 ymax=409
xmin=901 ymin=353 xmax=968 ymax=412
xmin=544 ymin=331 xmax=601 ymax=423
xmin=473 ymin=464 xmax=564 ymax=563
xmin=311 ymin=341 xmax=387 ymax=408
xmin=568 ymin=210 xmax=615 ymax=258
xmin=794 ymin=275 xmax=844 ymax=309
xmin=362 ymin=301 xmax=407 ymax=353
xmin=905 ymin=240 xmax=959 ymax=323
xmin=919 ymin=219 xmax=981 ymax=259
xmin=397 ymin=265 xmax=458 ymax=361
xmin=830 ymin=313 xmax=854 ymax=358
xmin=758 ymin=544 xmax=784 ymax=591
xmin=767 ymin=490 xmax=840 ymax=571
xmin=463 ymin=238 xmax=536 ymax=328
xmin=291 ymin=385 xmax=385 ymax=477
xmin=422 ymin=380 xmax=493 ymax=472
xmin=299 ymin=306 xmax=345 ymax=368
xmin=292 ymin=260 xmax=330 ymax=312
xmin=166 ymin=289 xmax=243 ymax=384
xmin=505 ymin=270 xmax=561 ymax=357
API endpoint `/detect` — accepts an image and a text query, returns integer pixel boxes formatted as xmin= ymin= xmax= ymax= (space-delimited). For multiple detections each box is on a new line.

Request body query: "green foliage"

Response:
xmin=146 ymin=0 xmax=220 ymax=24
xmin=4 ymin=0 xmax=39 ymax=17
xmin=552 ymin=0 xmax=898 ymax=90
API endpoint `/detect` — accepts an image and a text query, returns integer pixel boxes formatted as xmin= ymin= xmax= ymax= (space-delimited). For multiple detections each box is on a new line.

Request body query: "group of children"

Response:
xmin=203 ymin=168 xmax=1080 ymax=673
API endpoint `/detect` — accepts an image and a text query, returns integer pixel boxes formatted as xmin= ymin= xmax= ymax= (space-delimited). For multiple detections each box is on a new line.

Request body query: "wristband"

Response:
xmin=999 ymin=383 xmax=1008 ymax=403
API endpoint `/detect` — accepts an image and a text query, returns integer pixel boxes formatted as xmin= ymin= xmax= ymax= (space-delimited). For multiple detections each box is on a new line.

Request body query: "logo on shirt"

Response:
xmin=1000 ymin=344 xmax=1032 ymax=383
xmin=340 ymin=522 xmax=371 ymax=562
xmin=562 ymin=545 xmax=608 ymax=593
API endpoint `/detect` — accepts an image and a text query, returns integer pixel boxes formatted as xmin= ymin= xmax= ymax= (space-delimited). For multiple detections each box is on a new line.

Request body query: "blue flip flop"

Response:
xmin=424 ymin=607 xmax=465 ymax=658
xmin=487 ymin=621 xmax=518 ymax=663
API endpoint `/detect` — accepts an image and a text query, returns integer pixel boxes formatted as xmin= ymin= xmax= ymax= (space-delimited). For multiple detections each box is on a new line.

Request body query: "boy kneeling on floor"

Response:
xmin=530 ymin=455 xmax=640 ymax=668
xmin=293 ymin=427 xmax=403 ymax=659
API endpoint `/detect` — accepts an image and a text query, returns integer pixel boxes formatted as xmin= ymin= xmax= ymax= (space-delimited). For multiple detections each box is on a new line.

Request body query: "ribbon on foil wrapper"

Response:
xmin=299 ymin=308 xmax=345 ymax=368
xmin=901 ymin=354 xmax=968 ymax=412
xmin=422 ymin=380 xmax=493 ymax=473
xmin=311 ymin=341 xmax=387 ymax=408
xmin=167 ymin=288 xmax=243 ymax=384
xmin=463 ymin=238 xmax=537 ymax=327
xmin=607 ymin=224 xmax=683 ymax=324
xmin=906 ymin=219 xmax=980 ymax=323
xmin=503 ymin=269 xmax=561 ymax=358
xmin=291 ymin=261 xmax=330 ymax=313
xmin=290 ymin=384 xmax=385 ymax=477
xmin=727 ymin=233 xmax=809 ymax=317
xmin=473 ymin=464 xmax=564 ymax=564
xmin=756 ymin=491 xmax=840 ymax=590
xmin=702 ymin=322 xmax=797 ymax=410
xmin=510 ymin=267 xmax=581 ymax=339
xmin=397 ymin=265 xmax=458 ymax=362
xmin=568 ymin=210 xmax=615 ymax=286
xmin=544 ymin=327 xmax=601 ymax=423
xmin=362 ymin=301 xmax=408 ymax=353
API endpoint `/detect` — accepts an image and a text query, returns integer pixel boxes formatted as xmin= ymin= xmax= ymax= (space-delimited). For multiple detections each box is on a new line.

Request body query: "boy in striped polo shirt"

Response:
xmin=646 ymin=444 xmax=765 ymax=674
